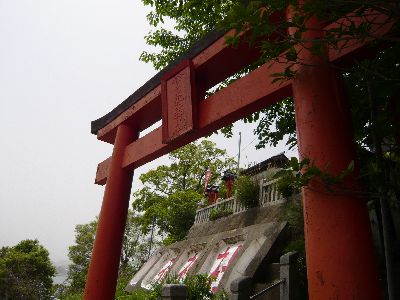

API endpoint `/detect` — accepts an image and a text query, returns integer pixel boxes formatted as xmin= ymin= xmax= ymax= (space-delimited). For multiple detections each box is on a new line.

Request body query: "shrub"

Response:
xmin=123 ymin=274 xmax=227 ymax=299
xmin=280 ymin=200 xmax=308 ymax=300
xmin=236 ymin=176 xmax=259 ymax=208
xmin=217 ymin=184 xmax=228 ymax=199
xmin=209 ymin=207 xmax=233 ymax=221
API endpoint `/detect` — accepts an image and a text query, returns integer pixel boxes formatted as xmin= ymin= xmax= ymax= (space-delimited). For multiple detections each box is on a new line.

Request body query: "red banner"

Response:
xmin=204 ymin=169 xmax=212 ymax=190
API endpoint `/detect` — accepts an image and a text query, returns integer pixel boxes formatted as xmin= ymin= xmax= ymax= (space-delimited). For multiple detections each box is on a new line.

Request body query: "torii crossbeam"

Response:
xmin=85 ymin=8 xmax=392 ymax=300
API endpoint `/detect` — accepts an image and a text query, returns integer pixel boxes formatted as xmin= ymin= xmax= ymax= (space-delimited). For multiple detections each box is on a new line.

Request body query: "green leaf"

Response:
xmin=289 ymin=157 xmax=300 ymax=171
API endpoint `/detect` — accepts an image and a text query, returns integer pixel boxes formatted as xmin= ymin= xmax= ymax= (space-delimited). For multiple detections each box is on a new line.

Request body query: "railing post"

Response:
xmin=162 ymin=284 xmax=187 ymax=300
xmin=271 ymin=184 xmax=274 ymax=202
xmin=280 ymin=251 xmax=299 ymax=300
xmin=230 ymin=276 xmax=252 ymax=300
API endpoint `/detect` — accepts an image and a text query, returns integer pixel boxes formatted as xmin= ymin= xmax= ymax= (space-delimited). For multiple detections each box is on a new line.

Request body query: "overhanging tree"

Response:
xmin=140 ymin=0 xmax=399 ymax=150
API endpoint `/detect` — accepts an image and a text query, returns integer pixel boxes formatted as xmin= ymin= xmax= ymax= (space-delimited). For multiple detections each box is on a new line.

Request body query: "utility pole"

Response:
xmin=147 ymin=216 xmax=155 ymax=260
xmin=237 ymin=132 xmax=242 ymax=175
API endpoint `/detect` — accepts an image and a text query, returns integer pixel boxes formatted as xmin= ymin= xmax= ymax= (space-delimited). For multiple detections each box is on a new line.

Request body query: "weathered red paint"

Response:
xmin=97 ymin=86 xmax=161 ymax=144
xmin=94 ymin=9 xmax=393 ymax=185
xmin=84 ymin=124 xmax=138 ymax=299
xmin=96 ymin=30 xmax=262 ymax=145
xmin=95 ymin=10 xmax=392 ymax=146
xmin=96 ymin=60 xmax=292 ymax=185
xmin=95 ymin=157 xmax=111 ymax=185
xmin=327 ymin=10 xmax=393 ymax=66
xmin=290 ymin=12 xmax=380 ymax=299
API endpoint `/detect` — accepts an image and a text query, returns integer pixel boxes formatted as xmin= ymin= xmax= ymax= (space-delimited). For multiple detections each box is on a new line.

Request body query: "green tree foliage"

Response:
xmin=235 ymin=175 xmax=259 ymax=208
xmin=281 ymin=199 xmax=308 ymax=300
xmin=140 ymin=0 xmax=399 ymax=151
xmin=139 ymin=0 xmax=400 ymax=238
xmin=120 ymin=211 xmax=153 ymax=274
xmin=67 ymin=220 xmax=97 ymax=293
xmin=0 ymin=239 xmax=56 ymax=300
xmin=132 ymin=140 xmax=235 ymax=243
xmin=140 ymin=0 xmax=235 ymax=70
xmin=65 ymin=212 xmax=149 ymax=295
xmin=119 ymin=274 xmax=228 ymax=300
xmin=163 ymin=190 xmax=203 ymax=242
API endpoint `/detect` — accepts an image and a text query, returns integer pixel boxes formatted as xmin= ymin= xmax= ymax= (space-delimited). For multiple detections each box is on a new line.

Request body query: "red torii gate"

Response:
xmin=84 ymin=8 xmax=392 ymax=300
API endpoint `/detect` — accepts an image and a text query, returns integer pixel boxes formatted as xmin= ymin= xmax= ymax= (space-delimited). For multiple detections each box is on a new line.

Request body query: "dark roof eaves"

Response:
xmin=242 ymin=153 xmax=289 ymax=176
xmin=91 ymin=29 xmax=227 ymax=135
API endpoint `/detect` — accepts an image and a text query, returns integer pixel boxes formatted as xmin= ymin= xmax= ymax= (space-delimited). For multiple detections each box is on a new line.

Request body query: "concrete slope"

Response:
xmin=126 ymin=205 xmax=287 ymax=294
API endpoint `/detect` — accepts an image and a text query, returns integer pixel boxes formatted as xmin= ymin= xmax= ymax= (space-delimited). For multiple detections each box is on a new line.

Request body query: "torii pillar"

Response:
xmin=84 ymin=125 xmax=138 ymax=299
xmin=291 ymin=13 xmax=381 ymax=299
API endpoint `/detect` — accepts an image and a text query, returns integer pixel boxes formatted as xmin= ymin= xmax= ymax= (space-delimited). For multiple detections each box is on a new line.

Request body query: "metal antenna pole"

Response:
xmin=147 ymin=216 xmax=155 ymax=260
xmin=237 ymin=132 xmax=242 ymax=175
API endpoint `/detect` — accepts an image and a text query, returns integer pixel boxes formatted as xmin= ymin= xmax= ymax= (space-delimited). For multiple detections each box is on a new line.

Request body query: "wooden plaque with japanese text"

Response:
xmin=161 ymin=60 xmax=197 ymax=143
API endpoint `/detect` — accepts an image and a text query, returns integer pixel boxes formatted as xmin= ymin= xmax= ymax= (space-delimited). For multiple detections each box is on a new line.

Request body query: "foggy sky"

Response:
xmin=0 ymin=0 xmax=294 ymax=263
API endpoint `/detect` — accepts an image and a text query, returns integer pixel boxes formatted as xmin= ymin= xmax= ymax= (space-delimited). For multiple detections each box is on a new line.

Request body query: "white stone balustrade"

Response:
xmin=259 ymin=178 xmax=285 ymax=206
xmin=194 ymin=179 xmax=285 ymax=224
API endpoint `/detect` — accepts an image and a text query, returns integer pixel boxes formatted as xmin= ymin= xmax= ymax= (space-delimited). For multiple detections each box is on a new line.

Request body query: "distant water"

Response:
xmin=53 ymin=274 xmax=68 ymax=285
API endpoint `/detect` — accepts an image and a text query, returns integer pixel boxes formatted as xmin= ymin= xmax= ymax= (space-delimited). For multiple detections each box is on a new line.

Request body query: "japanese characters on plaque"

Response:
xmin=161 ymin=60 xmax=197 ymax=144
